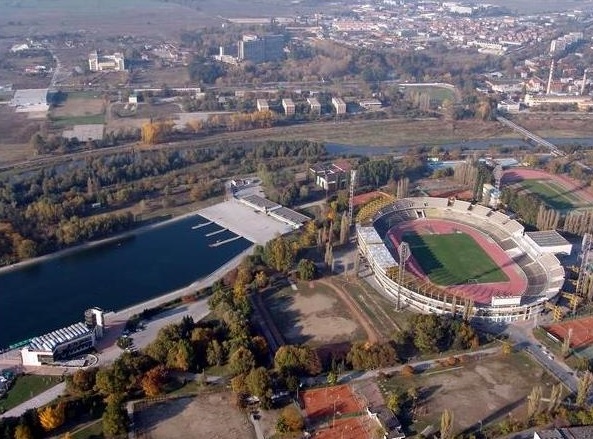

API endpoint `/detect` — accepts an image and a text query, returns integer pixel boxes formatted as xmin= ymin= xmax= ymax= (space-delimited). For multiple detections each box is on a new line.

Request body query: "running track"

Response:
xmin=387 ymin=219 xmax=527 ymax=305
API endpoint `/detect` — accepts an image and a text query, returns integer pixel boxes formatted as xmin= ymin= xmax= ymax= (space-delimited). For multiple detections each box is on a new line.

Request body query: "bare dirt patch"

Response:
xmin=51 ymin=94 xmax=105 ymax=118
xmin=379 ymin=353 xmax=559 ymax=436
xmin=135 ymin=393 xmax=255 ymax=439
xmin=263 ymin=282 xmax=366 ymax=347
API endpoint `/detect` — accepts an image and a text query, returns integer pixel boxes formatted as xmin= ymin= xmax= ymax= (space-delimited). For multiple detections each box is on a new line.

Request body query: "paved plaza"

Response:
xmin=199 ymin=198 xmax=293 ymax=244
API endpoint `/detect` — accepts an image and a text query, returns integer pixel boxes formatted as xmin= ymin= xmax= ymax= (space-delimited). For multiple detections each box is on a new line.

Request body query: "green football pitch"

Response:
xmin=520 ymin=179 xmax=583 ymax=210
xmin=404 ymin=232 xmax=509 ymax=286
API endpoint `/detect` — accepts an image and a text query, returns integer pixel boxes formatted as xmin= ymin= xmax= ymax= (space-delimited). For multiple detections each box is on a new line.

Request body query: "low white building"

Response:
xmin=256 ymin=99 xmax=269 ymax=112
xmin=88 ymin=51 xmax=125 ymax=72
xmin=524 ymin=231 xmax=572 ymax=256
xmin=21 ymin=308 xmax=104 ymax=366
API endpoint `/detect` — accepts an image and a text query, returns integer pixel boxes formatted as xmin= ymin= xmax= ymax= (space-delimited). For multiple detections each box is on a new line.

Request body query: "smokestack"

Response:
xmin=582 ymin=69 xmax=588 ymax=96
xmin=546 ymin=59 xmax=555 ymax=95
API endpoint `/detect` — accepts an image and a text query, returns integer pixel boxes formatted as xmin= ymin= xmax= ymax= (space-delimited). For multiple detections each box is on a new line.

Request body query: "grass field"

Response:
xmin=402 ymin=85 xmax=456 ymax=104
xmin=0 ymin=375 xmax=62 ymax=411
xmin=520 ymin=179 xmax=583 ymax=210
xmin=405 ymin=232 xmax=508 ymax=285
xmin=50 ymin=114 xmax=106 ymax=128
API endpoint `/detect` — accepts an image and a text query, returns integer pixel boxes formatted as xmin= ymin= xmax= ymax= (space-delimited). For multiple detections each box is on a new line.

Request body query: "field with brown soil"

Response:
xmin=135 ymin=393 xmax=254 ymax=439
xmin=263 ymin=281 xmax=368 ymax=349
xmin=380 ymin=353 xmax=559 ymax=436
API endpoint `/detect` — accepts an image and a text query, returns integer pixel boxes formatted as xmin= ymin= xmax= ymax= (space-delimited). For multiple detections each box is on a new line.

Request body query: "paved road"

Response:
xmin=1 ymin=382 xmax=66 ymax=419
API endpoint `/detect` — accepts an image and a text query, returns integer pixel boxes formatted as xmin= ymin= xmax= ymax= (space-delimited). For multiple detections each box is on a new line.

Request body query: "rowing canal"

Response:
xmin=0 ymin=215 xmax=252 ymax=349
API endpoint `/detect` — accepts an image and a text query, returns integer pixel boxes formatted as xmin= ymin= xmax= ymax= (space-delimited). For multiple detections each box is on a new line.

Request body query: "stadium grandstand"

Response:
xmin=358 ymin=197 xmax=565 ymax=322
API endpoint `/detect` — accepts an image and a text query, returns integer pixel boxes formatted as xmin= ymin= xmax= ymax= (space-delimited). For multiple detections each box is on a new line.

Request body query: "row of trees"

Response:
xmin=0 ymin=139 xmax=327 ymax=266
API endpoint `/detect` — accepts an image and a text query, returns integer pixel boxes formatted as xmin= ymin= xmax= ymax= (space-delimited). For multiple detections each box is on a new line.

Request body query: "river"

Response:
xmin=0 ymin=215 xmax=251 ymax=349
xmin=326 ymin=137 xmax=593 ymax=156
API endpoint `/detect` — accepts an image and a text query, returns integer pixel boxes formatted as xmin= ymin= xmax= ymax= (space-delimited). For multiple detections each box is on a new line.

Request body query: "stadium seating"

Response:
xmin=364 ymin=197 xmax=564 ymax=321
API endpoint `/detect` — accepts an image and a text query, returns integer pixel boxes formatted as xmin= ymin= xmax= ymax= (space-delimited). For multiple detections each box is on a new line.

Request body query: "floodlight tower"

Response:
xmin=348 ymin=169 xmax=357 ymax=226
xmin=397 ymin=241 xmax=411 ymax=310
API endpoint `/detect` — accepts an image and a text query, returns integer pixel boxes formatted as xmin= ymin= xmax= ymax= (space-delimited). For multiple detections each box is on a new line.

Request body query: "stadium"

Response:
xmin=357 ymin=197 xmax=566 ymax=322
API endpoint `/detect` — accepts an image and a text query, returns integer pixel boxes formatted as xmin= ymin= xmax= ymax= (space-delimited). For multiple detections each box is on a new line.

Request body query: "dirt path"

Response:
xmin=317 ymin=278 xmax=382 ymax=344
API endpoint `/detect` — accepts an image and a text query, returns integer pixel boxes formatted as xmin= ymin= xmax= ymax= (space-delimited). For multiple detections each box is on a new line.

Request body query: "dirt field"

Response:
xmin=547 ymin=316 xmax=593 ymax=349
xmin=135 ymin=393 xmax=255 ymax=439
xmin=263 ymin=281 xmax=366 ymax=348
xmin=51 ymin=92 xmax=105 ymax=118
xmin=379 ymin=353 xmax=558 ymax=436
xmin=515 ymin=114 xmax=593 ymax=138
xmin=302 ymin=384 xmax=363 ymax=420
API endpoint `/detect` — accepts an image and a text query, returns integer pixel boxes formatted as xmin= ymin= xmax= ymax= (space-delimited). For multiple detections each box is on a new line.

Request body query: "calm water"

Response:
xmin=326 ymin=137 xmax=593 ymax=156
xmin=0 ymin=215 xmax=251 ymax=349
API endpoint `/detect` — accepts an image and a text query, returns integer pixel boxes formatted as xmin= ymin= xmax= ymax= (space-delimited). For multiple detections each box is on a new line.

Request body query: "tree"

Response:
xmin=548 ymin=383 xmax=563 ymax=413
xmin=527 ymin=386 xmax=542 ymax=418
xmin=278 ymin=405 xmax=304 ymax=432
xmin=245 ymin=367 xmax=271 ymax=398
xmin=387 ymin=392 xmax=401 ymax=415
xmin=577 ymin=371 xmax=593 ymax=407
xmin=327 ymin=371 xmax=338 ymax=386
xmin=14 ymin=424 xmax=33 ymax=439
xmin=67 ymin=367 xmax=98 ymax=395
xmin=206 ymin=339 xmax=225 ymax=366
xmin=297 ymin=258 xmax=316 ymax=280
xmin=339 ymin=214 xmax=350 ymax=245
xmin=141 ymin=365 xmax=167 ymax=397
xmin=255 ymin=271 xmax=268 ymax=289
xmin=229 ymin=346 xmax=256 ymax=375
xmin=102 ymin=395 xmax=128 ymax=438
xmin=168 ymin=339 xmax=194 ymax=371
xmin=274 ymin=345 xmax=322 ymax=376
xmin=38 ymin=403 xmax=65 ymax=432
xmin=440 ymin=409 xmax=454 ymax=439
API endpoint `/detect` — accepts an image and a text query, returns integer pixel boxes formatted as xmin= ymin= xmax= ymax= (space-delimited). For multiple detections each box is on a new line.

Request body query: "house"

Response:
xmin=282 ymin=98 xmax=295 ymax=115
xmin=309 ymin=161 xmax=352 ymax=191
xmin=331 ymin=96 xmax=347 ymax=114
xmin=359 ymin=98 xmax=383 ymax=110
xmin=497 ymin=100 xmax=520 ymax=113
xmin=88 ymin=51 xmax=125 ymax=72
xmin=256 ymin=99 xmax=269 ymax=112
xmin=367 ymin=406 xmax=405 ymax=439
xmin=307 ymin=97 xmax=321 ymax=113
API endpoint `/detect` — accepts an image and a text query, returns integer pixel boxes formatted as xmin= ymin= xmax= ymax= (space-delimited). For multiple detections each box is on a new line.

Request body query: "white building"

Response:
xmin=21 ymin=308 xmax=104 ymax=366
xmin=256 ymin=99 xmax=269 ymax=112
xmin=307 ymin=97 xmax=321 ymax=113
xmin=524 ymin=231 xmax=572 ymax=256
xmin=88 ymin=51 xmax=125 ymax=72
xmin=282 ymin=98 xmax=295 ymax=115
xmin=331 ymin=96 xmax=347 ymax=114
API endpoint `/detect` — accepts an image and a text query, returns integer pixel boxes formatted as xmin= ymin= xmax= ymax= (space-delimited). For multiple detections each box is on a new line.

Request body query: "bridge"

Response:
xmin=496 ymin=115 xmax=564 ymax=157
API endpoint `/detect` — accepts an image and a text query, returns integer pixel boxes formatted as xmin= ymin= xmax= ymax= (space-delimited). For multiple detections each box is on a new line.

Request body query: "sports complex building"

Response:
xmin=358 ymin=197 xmax=567 ymax=322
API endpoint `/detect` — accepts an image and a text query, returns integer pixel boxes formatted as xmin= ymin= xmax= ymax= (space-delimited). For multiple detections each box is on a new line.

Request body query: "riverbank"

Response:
xmin=102 ymin=244 xmax=254 ymax=323
xmin=0 ymin=209 xmax=206 ymax=276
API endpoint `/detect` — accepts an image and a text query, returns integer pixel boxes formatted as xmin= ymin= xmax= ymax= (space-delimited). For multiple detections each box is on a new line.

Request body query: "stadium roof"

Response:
xmin=525 ymin=230 xmax=570 ymax=248
xmin=358 ymin=226 xmax=383 ymax=245
xmin=27 ymin=322 xmax=92 ymax=353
